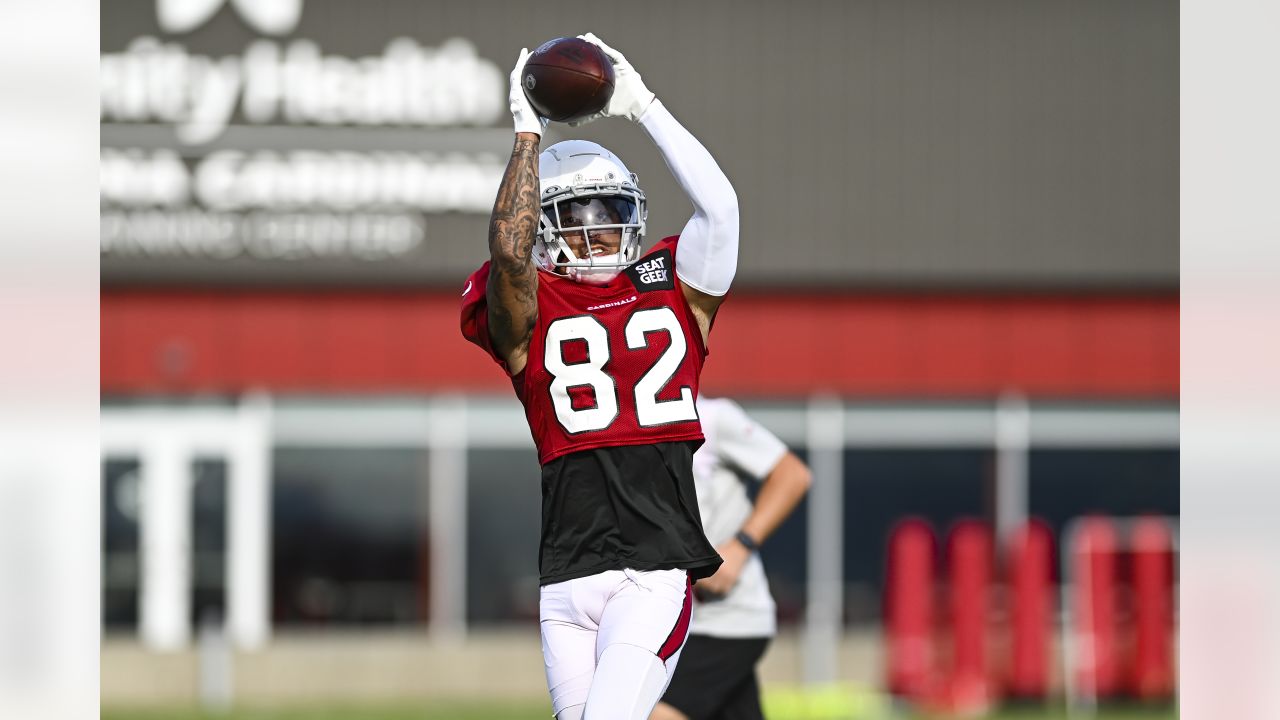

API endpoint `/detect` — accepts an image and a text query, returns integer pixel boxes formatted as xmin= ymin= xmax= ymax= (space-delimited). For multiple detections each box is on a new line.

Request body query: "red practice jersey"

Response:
xmin=461 ymin=236 xmax=707 ymax=465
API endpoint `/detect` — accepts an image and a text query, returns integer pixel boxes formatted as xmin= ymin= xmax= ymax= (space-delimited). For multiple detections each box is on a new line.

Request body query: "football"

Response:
xmin=523 ymin=37 xmax=616 ymax=123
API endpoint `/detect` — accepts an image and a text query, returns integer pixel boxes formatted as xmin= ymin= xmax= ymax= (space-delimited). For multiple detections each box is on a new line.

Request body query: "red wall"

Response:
xmin=101 ymin=290 xmax=1178 ymax=398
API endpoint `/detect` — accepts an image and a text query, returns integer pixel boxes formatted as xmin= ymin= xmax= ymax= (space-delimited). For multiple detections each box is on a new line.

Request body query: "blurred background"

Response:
xmin=99 ymin=0 xmax=1177 ymax=718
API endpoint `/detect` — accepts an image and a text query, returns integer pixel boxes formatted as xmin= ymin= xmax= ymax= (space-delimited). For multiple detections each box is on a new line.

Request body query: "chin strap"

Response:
xmin=569 ymin=264 xmax=623 ymax=285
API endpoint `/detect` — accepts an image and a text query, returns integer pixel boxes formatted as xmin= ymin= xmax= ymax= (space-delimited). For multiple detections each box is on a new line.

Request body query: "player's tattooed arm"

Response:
xmin=486 ymin=133 xmax=541 ymax=375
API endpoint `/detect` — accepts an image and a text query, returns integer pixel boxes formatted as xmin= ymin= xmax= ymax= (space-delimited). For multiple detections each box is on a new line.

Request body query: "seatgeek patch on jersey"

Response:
xmin=625 ymin=248 xmax=675 ymax=292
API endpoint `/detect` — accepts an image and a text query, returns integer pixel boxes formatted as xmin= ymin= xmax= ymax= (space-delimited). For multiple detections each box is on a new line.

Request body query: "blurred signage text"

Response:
xmin=102 ymin=0 xmax=508 ymax=283
xmin=158 ymin=0 xmax=303 ymax=36
xmin=102 ymin=37 xmax=503 ymax=145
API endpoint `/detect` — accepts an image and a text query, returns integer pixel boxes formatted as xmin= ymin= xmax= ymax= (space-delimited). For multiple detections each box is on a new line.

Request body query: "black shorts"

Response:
xmin=661 ymin=634 xmax=770 ymax=720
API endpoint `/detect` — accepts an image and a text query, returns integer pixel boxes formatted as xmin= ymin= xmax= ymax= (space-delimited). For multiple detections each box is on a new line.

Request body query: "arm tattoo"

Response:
xmin=486 ymin=136 xmax=541 ymax=365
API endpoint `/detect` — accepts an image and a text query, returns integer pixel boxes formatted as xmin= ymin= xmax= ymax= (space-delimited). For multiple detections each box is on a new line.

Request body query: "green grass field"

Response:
xmin=103 ymin=703 xmax=1177 ymax=720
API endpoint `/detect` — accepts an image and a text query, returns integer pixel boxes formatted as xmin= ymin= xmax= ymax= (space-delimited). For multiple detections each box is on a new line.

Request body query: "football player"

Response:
xmin=651 ymin=396 xmax=812 ymax=720
xmin=460 ymin=33 xmax=739 ymax=720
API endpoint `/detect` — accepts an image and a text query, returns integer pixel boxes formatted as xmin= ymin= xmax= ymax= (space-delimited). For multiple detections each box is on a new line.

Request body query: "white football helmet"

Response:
xmin=534 ymin=140 xmax=647 ymax=284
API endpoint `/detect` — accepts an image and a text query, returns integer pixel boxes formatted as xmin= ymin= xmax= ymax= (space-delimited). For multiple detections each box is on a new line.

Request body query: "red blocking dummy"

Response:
xmin=942 ymin=519 xmax=995 ymax=713
xmin=1130 ymin=516 xmax=1175 ymax=699
xmin=1072 ymin=516 xmax=1121 ymax=698
xmin=1007 ymin=519 xmax=1053 ymax=698
xmin=885 ymin=518 xmax=936 ymax=700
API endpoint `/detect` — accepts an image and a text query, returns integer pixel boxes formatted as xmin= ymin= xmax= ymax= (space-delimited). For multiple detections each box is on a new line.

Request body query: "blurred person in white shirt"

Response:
xmin=652 ymin=396 xmax=812 ymax=720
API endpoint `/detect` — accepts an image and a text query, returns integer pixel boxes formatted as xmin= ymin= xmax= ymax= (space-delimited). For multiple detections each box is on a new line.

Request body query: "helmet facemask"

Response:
xmin=533 ymin=162 xmax=647 ymax=284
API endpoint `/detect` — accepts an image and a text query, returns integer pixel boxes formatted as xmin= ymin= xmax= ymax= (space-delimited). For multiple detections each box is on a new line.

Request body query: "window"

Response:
xmin=466 ymin=448 xmax=542 ymax=624
xmin=844 ymin=449 xmax=992 ymax=623
xmin=103 ymin=458 xmax=141 ymax=629
xmin=1029 ymin=448 xmax=1180 ymax=536
xmin=272 ymin=447 xmax=429 ymax=625
xmin=191 ymin=459 xmax=228 ymax=625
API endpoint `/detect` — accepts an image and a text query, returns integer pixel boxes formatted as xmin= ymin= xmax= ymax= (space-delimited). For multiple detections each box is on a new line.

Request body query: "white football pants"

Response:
xmin=540 ymin=568 xmax=692 ymax=720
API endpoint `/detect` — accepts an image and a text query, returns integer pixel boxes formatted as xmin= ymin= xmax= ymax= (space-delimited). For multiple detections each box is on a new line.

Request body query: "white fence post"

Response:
xmin=427 ymin=395 xmax=469 ymax=640
xmin=139 ymin=433 xmax=191 ymax=651
xmin=198 ymin=610 xmax=234 ymax=711
xmin=228 ymin=393 xmax=272 ymax=650
xmin=804 ymin=395 xmax=845 ymax=685
xmin=995 ymin=393 xmax=1030 ymax=551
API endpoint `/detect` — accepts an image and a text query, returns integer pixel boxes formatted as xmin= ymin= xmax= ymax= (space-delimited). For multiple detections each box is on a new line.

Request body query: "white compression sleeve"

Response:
xmin=556 ymin=706 xmax=585 ymax=720
xmin=583 ymin=643 xmax=671 ymax=720
xmin=638 ymin=100 xmax=739 ymax=297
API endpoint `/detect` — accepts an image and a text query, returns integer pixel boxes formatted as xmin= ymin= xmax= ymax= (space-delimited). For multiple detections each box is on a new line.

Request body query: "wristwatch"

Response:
xmin=735 ymin=530 xmax=760 ymax=553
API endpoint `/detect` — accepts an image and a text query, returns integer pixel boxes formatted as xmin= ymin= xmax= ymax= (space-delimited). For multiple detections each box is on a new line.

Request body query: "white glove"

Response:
xmin=570 ymin=33 xmax=657 ymax=125
xmin=509 ymin=48 xmax=548 ymax=136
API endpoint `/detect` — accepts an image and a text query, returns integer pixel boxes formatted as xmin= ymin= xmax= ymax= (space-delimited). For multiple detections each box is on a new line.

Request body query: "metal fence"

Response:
xmin=101 ymin=393 xmax=1177 ymax=683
